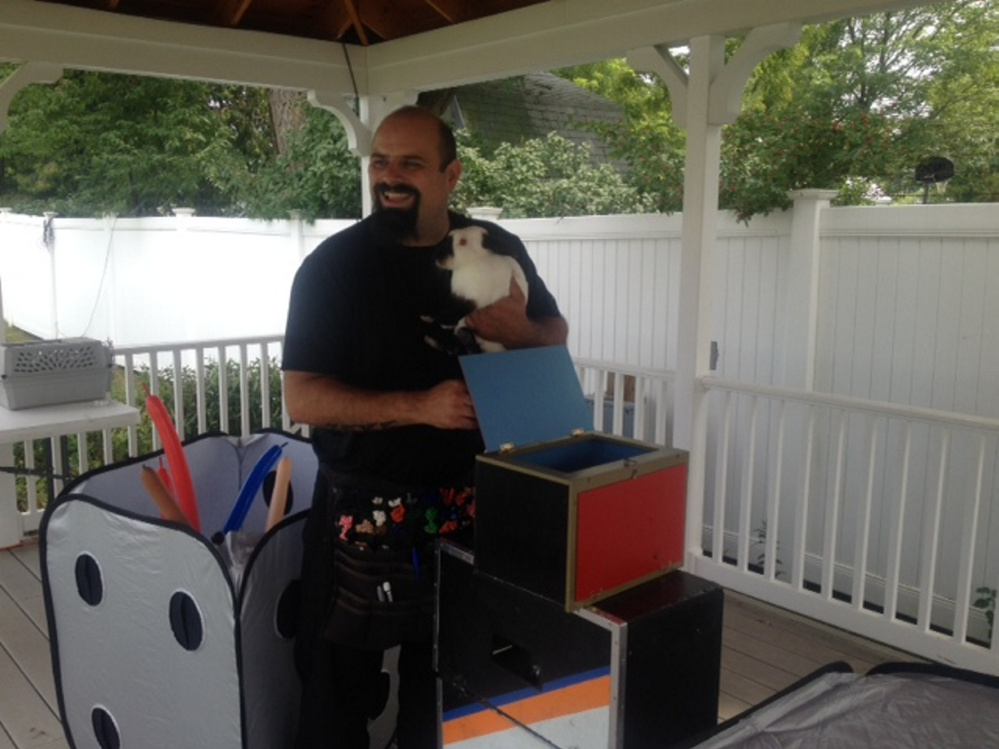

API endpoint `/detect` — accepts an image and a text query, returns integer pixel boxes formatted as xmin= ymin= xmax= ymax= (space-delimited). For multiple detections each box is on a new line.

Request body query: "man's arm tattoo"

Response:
xmin=328 ymin=420 xmax=399 ymax=432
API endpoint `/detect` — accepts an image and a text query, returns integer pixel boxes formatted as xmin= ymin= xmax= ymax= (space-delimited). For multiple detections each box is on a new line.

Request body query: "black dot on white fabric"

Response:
xmin=91 ymin=705 xmax=120 ymax=749
xmin=74 ymin=554 xmax=103 ymax=606
xmin=169 ymin=591 xmax=204 ymax=651
xmin=275 ymin=579 xmax=300 ymax=639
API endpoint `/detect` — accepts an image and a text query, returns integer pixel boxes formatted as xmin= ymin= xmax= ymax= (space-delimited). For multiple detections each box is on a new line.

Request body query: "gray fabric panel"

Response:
xmin=696 ymin=671 xmax=999 ymax=748
xmin=239 ymin=515 xmax=306 ymax=749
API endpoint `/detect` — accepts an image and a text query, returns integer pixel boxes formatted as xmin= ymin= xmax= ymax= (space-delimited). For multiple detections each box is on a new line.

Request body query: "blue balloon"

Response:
xmin=221 ymin=443 xmax=284 ymax=534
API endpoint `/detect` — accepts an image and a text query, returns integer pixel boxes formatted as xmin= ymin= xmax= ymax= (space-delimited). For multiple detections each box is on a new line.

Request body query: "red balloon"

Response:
xmin=142 ymin=384 xmax=200 ymax=532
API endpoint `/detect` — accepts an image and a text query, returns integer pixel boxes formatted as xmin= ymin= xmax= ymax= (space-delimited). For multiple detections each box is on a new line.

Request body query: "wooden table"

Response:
xmin=0 ymin=399 xmax=139 ymax=547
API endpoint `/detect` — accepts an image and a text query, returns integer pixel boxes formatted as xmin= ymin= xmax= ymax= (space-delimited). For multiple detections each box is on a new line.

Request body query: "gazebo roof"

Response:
xmin=2 ymin=0 xmax=935 ymax=96
xmin=30 ymin=0 xmax=552 ymax=46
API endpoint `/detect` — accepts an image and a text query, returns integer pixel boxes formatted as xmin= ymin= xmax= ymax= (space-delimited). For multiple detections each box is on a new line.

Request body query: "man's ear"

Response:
xmin=445 ymin=159 xmax=462 ymax=193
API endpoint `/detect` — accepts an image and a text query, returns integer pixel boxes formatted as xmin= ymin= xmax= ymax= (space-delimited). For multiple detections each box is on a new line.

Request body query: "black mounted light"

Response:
xmin=915 ymin=156 xmax=955 ymax=204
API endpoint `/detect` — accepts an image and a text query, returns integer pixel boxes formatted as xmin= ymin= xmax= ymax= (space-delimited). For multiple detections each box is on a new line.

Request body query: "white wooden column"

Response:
xmin=629 ymin=23 xmax=802 ymax=566
xmin=674 ymin=36 xmax=725 ymax=454
xmin=673 ymin=36 xmax=726 ymax=570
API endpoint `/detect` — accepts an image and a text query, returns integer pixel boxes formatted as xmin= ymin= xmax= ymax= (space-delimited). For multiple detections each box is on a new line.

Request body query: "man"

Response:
xmin=282 ymin=105 xmax=567 ymax=748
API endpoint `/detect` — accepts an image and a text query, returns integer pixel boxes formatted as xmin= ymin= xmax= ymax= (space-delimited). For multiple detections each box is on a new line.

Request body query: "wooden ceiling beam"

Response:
xmin=228 ymin=0 xmax=255 ymax=27
xmin=1 ymin=0 xmax=940 ymax=95
xmin=342 ymin=0 xmax=370 ymax=45
xmin=359 ymin=1 xmax=430 ymax=44
xmin=423 ymin=0 xmax=469 ymax=25
xmin=210 ymin=0 xmax=254 ymax=28
xmin=0 ymin=0 xmax=365 ymax=91
xmin=313 ymin=0 xmax=356 ymax=42
xmin=366 ymin=0 xmax=939 ymax=93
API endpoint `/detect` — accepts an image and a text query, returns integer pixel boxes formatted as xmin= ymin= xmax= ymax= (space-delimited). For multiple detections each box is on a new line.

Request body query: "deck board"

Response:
xmin=0 ymin=542 xmax=921 ymax=748
xmin=0 ymin=544 xmax=64 ymax=749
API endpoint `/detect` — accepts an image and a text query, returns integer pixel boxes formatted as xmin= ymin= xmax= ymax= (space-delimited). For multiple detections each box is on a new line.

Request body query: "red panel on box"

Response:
xmin=574 ymin=464 xmax=686 ymax=605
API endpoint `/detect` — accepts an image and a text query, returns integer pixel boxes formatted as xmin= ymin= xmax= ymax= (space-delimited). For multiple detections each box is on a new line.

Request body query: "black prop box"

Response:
xmin=437 ymin=542 xmax=723 ymax=748
xmin=460 ymin=346 xmax=687 ymax=611
xmin=41 ymin=431 xmax=317 ymax=749
xmin=435 ymin=347 xmax=723 ymax=748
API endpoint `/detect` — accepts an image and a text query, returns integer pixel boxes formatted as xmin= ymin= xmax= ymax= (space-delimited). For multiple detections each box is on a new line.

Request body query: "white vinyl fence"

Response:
xmin=2 ymin=200 xmax=998 ymax=672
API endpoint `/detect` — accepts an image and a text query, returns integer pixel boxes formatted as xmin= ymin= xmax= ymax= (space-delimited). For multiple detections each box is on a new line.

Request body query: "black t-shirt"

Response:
xmin=282 ymin=212 xmax=562 ymax=488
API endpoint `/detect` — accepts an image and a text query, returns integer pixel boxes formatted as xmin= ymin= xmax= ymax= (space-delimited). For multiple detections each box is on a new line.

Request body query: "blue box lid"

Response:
xmin=459 ymin=345 xmax=594 ymax=453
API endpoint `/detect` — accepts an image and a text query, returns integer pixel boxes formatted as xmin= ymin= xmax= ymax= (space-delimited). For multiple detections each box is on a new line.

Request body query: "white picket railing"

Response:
xmin=11 ymin=335 xmax=295 ymax=536
xmin=10 ymin=343 xmax=661 ymax=535
xmin=6 ymin=334 xmax=999 ymax=674
xmin=686 ymin=377 xmax=999 ymax=672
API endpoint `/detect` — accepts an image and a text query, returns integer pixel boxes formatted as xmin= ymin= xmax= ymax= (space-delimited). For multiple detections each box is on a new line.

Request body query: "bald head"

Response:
xmin=376 ymin=106 xmax=458 ymax=171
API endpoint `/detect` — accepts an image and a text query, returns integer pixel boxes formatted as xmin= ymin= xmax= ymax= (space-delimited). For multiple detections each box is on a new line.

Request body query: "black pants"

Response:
xmin=294 ymin=637 xmax=437 ymax=749
xmin=293 ymin=470 xmax=438 ymax=749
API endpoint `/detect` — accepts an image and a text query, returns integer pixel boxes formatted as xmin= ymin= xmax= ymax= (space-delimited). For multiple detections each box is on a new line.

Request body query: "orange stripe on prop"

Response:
xmin=442 ymin=675 xmax=611 ymax=744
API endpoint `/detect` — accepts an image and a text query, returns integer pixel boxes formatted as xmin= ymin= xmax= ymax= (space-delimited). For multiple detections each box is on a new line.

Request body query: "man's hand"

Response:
xmin=414 ymin=379 xmax=478 ymax=430
xmin=464 ymin=279 xmax=530 ymax=348
xmin=465 ymin=279 xmax=568 ymax=350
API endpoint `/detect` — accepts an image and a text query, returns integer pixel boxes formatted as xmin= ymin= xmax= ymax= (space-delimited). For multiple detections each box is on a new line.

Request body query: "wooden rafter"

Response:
xmin=30 ymin=0 xmax=557 ymax=45
xmin=210 ymin=0 xmax=254 ymax=29
xmin=312 ymin=0 xmax=356 ymax=43
xmin=342 ymin=0 xmax=370 ymax=45
xmin=228 ymin=0 xmax=255 ymax=27
xmin=360 ymin=0 xmax=453 ymax=43
xmin=423 ymin=0 xmax=468 ymax=25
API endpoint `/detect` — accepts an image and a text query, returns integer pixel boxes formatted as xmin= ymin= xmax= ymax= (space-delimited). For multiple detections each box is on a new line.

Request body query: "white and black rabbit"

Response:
xmin=423 ymin=225 xmax=528 ymax=354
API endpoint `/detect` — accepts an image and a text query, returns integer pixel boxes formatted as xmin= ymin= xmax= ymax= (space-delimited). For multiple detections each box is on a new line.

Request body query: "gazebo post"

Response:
xmin=630 ymin=24 xmax=802 ymax=567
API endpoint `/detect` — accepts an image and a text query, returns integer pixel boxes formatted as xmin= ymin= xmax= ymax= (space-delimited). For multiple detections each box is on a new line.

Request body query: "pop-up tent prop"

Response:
xmin=40 ymin=430 xmax=318 ymax=749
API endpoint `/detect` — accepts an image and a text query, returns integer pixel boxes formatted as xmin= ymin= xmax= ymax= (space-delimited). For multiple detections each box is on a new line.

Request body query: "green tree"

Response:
xmin=557 ymin=59 xmax=686 ymax=213
xmin=723 ymin=1 xmax=999 ymax=216
xmin=557 ymin=1 xmax=999 ymax=220
xmin=914 ymin=0 xmax=999 ymax=202
xmin=0 ymin=70 xmax=275 ymax=216
xmin=240 ymin=102 xmax=362 ymax=220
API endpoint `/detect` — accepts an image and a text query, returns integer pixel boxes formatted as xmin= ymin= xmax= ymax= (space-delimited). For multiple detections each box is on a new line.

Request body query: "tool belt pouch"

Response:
xmin=324 ymin=540 xmax=433 ymax=650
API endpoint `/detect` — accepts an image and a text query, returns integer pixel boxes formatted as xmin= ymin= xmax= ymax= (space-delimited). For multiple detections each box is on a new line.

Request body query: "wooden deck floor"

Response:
xmin=0 ymin=541 xmax=919 ymax=749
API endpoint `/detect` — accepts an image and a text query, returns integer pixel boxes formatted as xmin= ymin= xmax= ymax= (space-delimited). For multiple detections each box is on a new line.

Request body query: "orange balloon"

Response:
xmin=140 ymin=466 xmax=189 ymax=526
